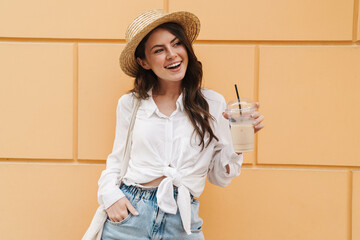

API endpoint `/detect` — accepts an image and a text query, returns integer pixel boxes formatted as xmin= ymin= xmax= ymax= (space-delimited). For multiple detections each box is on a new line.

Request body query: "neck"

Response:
xmin=154 ymin=80 xmax=182 ymax=98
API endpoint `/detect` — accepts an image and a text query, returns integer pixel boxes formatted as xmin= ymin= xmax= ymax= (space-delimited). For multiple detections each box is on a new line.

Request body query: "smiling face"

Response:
xmin=136 ymin=27 xmax=189 ymax=83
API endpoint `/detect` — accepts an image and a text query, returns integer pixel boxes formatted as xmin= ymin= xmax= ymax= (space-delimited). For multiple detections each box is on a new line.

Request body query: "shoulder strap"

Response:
xmin=117 ymin=95 xmax=140 ymax=185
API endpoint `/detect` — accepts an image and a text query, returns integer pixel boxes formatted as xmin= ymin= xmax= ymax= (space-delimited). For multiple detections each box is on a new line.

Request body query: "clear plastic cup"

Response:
xmin=226 ymin=98 xmax=257 ymax=152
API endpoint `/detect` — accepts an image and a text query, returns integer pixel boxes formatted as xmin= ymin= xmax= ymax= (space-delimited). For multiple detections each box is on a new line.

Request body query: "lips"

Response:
xmin=165 ymin=61 xmax=182 ymax=69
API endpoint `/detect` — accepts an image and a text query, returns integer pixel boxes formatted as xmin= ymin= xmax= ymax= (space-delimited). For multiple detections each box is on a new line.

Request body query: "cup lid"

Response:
xmin=227 ymin=97 xmax=257 ymax=113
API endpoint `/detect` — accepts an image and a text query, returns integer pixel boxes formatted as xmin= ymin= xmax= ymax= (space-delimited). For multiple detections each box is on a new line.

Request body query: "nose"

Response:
xmin=166 ymin=48 xmax=177 ymax=60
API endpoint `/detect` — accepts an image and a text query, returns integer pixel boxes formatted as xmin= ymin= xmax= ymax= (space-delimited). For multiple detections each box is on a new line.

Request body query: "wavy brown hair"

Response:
xmin=132 ymin=22 xmax=218 ymax=149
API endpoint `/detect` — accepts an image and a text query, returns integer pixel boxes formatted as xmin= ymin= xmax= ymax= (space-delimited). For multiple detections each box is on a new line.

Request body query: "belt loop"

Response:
xmin=134 ymin=185 xmax=140 ymax=202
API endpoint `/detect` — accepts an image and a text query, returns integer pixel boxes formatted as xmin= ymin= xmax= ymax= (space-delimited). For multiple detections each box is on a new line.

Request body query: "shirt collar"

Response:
xmin=175 ymin=92 xmax=184 ymax=112
xmin=139 ymin=89 xmax=157 ymax=118
xmin=140 ymin=89 xmax=184 ymax=118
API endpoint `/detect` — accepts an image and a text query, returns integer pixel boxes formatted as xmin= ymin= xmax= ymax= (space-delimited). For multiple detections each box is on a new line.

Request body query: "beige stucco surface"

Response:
xmin=0 ymin=0 xmax=359 ymax=239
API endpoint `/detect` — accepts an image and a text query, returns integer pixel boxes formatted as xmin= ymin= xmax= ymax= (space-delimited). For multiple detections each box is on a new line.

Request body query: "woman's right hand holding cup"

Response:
xmin=105 ymin=197 xmax=139 ymax=222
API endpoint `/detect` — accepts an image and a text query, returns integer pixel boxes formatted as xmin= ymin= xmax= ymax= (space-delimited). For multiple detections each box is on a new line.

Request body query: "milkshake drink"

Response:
xmin=230 ymin=124 xmax=254 ymax=152
xmin=227 ymin=98 xmax=257 ymax=152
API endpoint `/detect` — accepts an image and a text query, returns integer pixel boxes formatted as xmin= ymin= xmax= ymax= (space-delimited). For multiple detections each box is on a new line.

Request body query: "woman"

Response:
xmin=99 ymin=9 xmax=264 ymax=239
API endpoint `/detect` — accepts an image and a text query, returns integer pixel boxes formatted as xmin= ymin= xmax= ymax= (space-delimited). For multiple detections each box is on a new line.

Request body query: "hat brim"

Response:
xmin=120 ymin=11 xmax=200 ymax=77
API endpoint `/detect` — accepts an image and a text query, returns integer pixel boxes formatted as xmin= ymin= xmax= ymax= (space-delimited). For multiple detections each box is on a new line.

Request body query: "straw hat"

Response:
xmin=120 ymin=9 xmax=201 ymax=77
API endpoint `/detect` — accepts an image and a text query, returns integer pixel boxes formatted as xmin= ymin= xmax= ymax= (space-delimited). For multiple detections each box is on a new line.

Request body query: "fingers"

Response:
xmin=250 ymin=111 xmax=261 ymax=118
xmin=106 ymin=197 xmax=139 ymax=222
xmin=254 ymin=123 xmax=264 ymax=133
xmin=126 ymin=200 xmax=139 ymax=216
xmin=107 ymin=207 xmax=128 ymax=222
xmin=225 ymin=111 xmax=263 ymax=124
xmin=223 ymin=112 xmax=236 ymax=122
xmin=112 ymin=209 xmax=129 ymax=222
xmin=253 ymin=115 xmax=264 ymax=125
xmin=222 ymin=112 xmax=229 ymax=120
xmin=250 ymin=111 xmax=264 ymax=133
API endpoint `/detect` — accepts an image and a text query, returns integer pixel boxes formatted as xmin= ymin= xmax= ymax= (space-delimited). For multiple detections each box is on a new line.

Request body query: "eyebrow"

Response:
xmin=150 ymin=37 xmax=178 ymax=50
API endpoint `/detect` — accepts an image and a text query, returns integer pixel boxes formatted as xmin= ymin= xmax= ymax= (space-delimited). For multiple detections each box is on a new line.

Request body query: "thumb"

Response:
xmin=126 ymin=201 xmax=139 ymax=216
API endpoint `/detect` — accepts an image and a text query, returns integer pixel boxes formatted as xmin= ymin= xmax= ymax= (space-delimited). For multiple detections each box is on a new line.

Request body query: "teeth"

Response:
xmin=165 ymin=62 xmax=181 ymax=69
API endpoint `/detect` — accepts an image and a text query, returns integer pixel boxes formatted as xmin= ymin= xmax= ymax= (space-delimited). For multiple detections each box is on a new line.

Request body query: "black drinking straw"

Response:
xmin=234 ymin=84 xmax=242 ymax=116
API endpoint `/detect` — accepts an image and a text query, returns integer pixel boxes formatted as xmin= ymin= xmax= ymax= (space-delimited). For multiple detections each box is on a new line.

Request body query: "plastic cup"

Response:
xmin=226 ymin=98 xmax=257 ymax=152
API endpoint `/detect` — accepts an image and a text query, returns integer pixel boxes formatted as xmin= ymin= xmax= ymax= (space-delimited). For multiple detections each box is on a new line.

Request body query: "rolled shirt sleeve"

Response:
xmin=97 ymin=93 xmax=133 ymax=209
xmin=207 ymin=95 xmax=243 ymax=187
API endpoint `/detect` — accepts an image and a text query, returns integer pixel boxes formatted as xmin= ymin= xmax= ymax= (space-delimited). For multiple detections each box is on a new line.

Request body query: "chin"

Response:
xmin=160 ymin=73 xmax=186 ymax=82
xmin=172 ymin=76 xmax=186 ymax=82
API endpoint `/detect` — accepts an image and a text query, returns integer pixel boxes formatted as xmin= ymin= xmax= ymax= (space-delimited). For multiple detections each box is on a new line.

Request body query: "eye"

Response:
xmin=154 ymin=48 xmax=163 ymax=54
xmin=174 ymin=41 xmax=182 ymax=47
xmin=154 ymin=48 xmax=163 ymax=53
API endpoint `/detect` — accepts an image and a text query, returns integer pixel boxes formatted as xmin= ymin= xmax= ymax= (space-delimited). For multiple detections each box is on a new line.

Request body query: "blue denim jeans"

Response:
xmin=101 ymin=184 xmax=204 ymax=240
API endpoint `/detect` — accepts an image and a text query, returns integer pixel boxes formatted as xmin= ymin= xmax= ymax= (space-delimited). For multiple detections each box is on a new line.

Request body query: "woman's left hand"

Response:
xmin=251 ymin=102 xmax=264 ymax=133
xmin=222 ymin=102 xmax=264 ymax=134
xmin=251 ymin=115 xmax=264 ymax=133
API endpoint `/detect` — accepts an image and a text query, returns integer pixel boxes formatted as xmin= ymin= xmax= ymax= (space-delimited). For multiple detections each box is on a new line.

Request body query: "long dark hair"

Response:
xmin=133 ymin=22 xmax=218 ymax=149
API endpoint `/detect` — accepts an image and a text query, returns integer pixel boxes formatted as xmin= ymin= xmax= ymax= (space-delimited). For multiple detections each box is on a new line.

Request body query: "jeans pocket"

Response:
xmin=106 ymin=213 xmax=133 ymax=226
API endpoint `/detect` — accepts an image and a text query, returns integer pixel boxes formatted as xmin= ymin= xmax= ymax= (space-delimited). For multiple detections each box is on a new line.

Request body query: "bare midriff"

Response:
xmin=141 ymin=176 xmax=166 ymax=187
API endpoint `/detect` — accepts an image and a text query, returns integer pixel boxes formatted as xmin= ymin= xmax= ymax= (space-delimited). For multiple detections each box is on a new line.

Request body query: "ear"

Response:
xmin=136 ymin=57 xmax=151 ymax=70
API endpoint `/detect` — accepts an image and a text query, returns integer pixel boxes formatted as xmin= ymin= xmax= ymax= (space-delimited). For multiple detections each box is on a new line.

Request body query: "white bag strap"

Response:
xmin=81 ymin=205 xmax=107 ymax=240
xmin=117 ymin=95 xmax=140 ymax=185
xmin=82 ymin=95 xmax=140 ymax=240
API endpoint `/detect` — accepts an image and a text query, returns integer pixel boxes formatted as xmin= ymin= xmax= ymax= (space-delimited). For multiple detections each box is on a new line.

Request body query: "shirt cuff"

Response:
xmin=221 ymin=144 xmax=243 ymax=177
xmin=102 ymin=188 xmax=126 ymax=209
xmin=221 ymin=144 xmax=242 ymax=163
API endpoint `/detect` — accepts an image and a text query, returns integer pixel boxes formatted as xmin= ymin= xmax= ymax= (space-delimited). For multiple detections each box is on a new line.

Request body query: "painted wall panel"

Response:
xmin=170 ymin=0 xmax=353 ymax=40
xmin=353 ymin=171 xmax=360 ymax=240
xmin=0 ymin=0 xmax=163 ymax=39
xmin=200 ymin=168 xmax=349 ymax=240
xmin=78 ymin=44 xmax=133 ymax=160
xmin=258 ymin=46 xmax=360 ymax=166
xmin=0 ymin=163 xmax=105 ymax=240
xmin=358 ymin=3 xmax=360 ymax=42
xmin=0 ymin=42 xmax=73 ymax=159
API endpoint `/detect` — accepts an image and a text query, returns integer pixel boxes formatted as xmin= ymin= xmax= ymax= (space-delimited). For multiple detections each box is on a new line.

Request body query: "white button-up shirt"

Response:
xmin=98 ymin=88 xmax=243 ymax=234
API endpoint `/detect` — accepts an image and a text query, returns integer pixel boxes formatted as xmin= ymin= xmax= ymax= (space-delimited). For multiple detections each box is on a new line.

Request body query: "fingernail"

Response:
xmin=134 ymin=211 xmax=139 ymax=215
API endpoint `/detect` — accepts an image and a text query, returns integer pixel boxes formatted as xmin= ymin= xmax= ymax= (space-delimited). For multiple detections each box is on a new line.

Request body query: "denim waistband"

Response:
xmin=121 ymin=184 xmax=193 ymax=202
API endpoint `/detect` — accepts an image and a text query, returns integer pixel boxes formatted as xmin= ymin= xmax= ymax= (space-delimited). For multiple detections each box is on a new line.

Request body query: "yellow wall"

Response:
xmin=0 ymin=0 xmax=359 ymax=239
